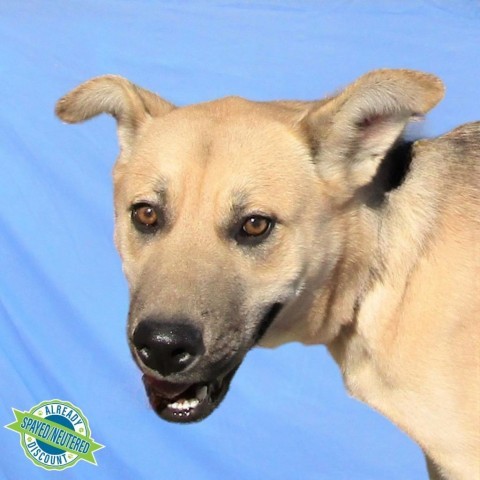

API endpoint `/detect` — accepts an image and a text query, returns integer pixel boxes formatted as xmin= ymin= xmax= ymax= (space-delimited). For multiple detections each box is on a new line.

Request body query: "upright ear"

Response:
xmin=55 ymin=75 xmax=175 ymax=154
xmin=307 ymin=69 xmax=445 ymax=189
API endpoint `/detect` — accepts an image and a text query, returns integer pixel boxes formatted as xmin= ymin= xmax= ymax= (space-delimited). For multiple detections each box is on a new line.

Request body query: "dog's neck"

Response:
xmin=318 ymin=139 xmax=443 ymax=388
xmin=261 ymin=140 xmax=434 ymax=357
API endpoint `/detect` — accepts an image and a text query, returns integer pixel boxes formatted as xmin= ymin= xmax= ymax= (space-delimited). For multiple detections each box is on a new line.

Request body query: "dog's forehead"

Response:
xmin=115 ymin=97 xmax=318 ymax=217
xmin=133 ymin=97 xmax=312 ymax=173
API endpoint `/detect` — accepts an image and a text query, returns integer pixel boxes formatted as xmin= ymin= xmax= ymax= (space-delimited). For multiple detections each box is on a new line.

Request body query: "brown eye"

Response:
xmin=131 ymin=203 xmax=160 ymax=233
xmin=242 ymin=217 xmax=270 ymax=236
xmin=236 ymin=215 xmax=274 ymax=246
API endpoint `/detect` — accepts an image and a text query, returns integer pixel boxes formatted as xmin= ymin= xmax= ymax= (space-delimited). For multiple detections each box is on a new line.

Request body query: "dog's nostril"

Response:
xmin=133 ymin=320 xmax=204 ymax=377
xmin=138 ymin=346 xmax=150 ymax=362
xmin=171 ymin=349 xmax=192 ymax=364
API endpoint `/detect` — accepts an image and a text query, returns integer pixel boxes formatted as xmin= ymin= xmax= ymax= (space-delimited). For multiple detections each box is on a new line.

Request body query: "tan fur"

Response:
xmin=56 ymin=69 xmax=479 ymax=479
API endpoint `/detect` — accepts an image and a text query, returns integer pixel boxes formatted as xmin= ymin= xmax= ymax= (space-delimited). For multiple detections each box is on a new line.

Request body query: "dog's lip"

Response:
xmin=142 ymin=377 xmax=192 ymax=400
xmin=142 ymin=365 xmax=239 ymax=423
xmin=254 ymin=302 xmax=284 ymax=344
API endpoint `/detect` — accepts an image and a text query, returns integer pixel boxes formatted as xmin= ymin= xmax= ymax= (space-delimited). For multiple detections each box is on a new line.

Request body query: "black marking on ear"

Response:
xmin=361 ymin=140 xmax=414 ymax=207
xmin=381 ymin=140 xmax=414 ymax=192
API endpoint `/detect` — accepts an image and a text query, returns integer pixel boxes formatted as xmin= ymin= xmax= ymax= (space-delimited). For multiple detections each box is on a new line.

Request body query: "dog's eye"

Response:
xmin=236 ymin=215 xmax=274 ymax=245
xmin=131 ymin=203 xmax=160 ymax=233
xmin=242 ymin=217 xmax=270 ymax=236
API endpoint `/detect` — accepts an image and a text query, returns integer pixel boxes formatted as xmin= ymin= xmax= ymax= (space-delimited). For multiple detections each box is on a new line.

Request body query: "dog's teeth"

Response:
xmin=196 ymin=386 xmax=208 ymax=402
xmin=172 ymin=399 xmax=188 ymax=409
xmin=168 ymin=397 xmax=200 ymax=411
xmin=166 ymin=386 xmax=208 ymax=411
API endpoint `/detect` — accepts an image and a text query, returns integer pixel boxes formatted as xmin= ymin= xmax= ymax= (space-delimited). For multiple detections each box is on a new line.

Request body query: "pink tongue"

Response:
xmin=143 ymin=376 xmax=191 ymax=399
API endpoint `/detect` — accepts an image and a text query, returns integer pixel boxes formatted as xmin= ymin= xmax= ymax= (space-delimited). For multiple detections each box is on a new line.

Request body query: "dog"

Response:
xmin=56 ymin=69 xmax=479 ymax=479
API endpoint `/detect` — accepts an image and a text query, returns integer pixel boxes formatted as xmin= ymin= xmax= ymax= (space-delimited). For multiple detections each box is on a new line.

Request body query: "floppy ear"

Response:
xmin=55 ymin=75 xmax=175 ymax=154
xmin=307 ymin=69 xmax=445 ymax=189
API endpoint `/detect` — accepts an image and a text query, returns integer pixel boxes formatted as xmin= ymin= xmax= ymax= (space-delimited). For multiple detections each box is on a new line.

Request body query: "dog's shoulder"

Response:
xmin=416 ymin=121 xmax=480 ymax=165
xmin=439 ymin=120 xmax=480 ymax=144
xmin=412 ymin=121 xmax=480 ymax=195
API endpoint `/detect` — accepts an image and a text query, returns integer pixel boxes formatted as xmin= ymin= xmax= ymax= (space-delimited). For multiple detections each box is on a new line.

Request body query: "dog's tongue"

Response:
xmin=143 ymin=375 xmax=191 ymax=399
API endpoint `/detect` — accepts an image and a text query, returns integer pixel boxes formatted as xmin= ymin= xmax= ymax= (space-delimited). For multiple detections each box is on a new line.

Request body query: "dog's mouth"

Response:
xmin=142 ymin=365 xmax=239 ymax=423
xmin=139 ymin=302 xmax=284 ymax=423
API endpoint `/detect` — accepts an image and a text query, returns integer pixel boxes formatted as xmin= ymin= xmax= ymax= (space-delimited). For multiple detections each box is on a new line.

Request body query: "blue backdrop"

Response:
xmin=1 ymin=2 xmax=479 ymax=479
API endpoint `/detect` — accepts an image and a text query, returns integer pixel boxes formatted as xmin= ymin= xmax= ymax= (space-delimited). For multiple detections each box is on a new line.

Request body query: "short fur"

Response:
xmin=56 ymin=69 xmax=479 ymax=479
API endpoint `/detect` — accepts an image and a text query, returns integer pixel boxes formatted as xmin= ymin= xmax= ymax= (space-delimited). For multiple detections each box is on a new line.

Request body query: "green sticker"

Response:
xmin=5 ymin=399 xmax=104 ymax=471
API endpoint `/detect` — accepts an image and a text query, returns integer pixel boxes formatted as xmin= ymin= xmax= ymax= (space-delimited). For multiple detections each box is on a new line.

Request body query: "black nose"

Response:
xmin=132 ymin=320 xmax=204 ymax=376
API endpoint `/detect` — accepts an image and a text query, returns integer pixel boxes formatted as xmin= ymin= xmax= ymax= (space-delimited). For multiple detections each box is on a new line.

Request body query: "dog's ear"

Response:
xmin=55 ymin=75 xmax=175 ymax=154
xmin=307 ymin=69 xmax=445 ymax=190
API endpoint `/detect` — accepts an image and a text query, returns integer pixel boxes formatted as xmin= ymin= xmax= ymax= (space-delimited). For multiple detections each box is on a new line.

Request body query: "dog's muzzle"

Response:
xmin=131 ymin=318 xmax=238 ymax=422
xmin=131 ymin=304 xmax=284 ymax=423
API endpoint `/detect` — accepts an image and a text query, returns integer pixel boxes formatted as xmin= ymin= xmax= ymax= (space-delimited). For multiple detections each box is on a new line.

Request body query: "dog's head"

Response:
xmin=56 ymin=70 xmax=443 ymax=422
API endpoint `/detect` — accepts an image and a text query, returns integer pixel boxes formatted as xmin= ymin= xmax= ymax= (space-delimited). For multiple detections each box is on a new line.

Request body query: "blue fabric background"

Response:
xmin=1 ymin=2 xmax=479 ymax=479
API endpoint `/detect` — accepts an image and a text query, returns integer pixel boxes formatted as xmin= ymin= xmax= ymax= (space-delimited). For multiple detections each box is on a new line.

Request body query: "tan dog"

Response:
xmin=56 ymin=69 xmax=479 ymax=480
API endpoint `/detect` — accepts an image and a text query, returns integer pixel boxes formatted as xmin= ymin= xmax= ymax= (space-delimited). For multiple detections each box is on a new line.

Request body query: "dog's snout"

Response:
xmin=133 ymin=320 xmax=204 ymax=376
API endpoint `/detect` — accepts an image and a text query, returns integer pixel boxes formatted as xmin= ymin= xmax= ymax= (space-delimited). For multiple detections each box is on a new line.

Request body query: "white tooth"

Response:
xmin=196 ymin=386 xmax=208 ymax=402
xmin=169 ymin=400 xmax=185 ymax=409
xmin=168 ymin=397 xmax=199 ymax=410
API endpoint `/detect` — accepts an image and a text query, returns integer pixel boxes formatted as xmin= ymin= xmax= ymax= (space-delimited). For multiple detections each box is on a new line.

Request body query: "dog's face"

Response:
xmin=113 ymin=100 xmax=331 ymax=421
xmin=56 ymin=70 xmax=443 ymax=422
